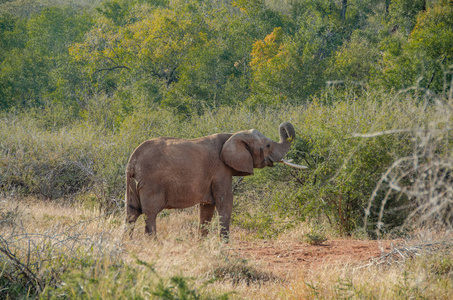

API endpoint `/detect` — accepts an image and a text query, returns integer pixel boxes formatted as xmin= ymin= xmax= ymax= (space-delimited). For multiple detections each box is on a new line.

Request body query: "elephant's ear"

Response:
xmin=220 ymin=132 xmax=254 ymax=176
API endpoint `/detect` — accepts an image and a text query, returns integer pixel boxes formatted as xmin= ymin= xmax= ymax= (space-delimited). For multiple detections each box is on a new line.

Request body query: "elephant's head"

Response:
xmin=220 ymin=122 xmax=296 ymax=176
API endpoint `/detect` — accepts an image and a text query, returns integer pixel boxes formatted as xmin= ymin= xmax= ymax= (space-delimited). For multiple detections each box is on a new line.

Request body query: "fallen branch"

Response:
xmin=355 ymin=239 xmax=453 ymax=270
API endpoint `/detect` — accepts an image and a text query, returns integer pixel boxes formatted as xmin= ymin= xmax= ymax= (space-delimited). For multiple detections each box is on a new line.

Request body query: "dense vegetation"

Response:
xmin=1 ymin=0 xmax=452 ymax=233
xmin=1 ymin=0 xmax=452 ymax=111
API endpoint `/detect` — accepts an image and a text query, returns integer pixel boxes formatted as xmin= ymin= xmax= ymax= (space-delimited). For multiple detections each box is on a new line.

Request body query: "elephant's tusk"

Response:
xmin=280 ymin=159 xmax=308 ymax=169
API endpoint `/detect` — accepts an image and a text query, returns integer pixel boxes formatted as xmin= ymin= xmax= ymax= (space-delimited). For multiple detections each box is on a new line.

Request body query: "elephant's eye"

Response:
xmin=266 ymin=144 xmax=270 ymax=148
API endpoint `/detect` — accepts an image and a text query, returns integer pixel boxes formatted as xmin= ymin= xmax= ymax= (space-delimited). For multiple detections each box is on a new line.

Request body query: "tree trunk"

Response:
xmin=340 ymin=0 xmax=348 ymax=20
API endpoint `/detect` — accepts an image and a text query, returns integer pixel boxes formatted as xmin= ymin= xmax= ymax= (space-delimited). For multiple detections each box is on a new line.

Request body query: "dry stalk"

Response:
xmin=0 ymin=213 xmax=121 ymax=295
xmin=362 ymin=89 xmax=453 ymax=235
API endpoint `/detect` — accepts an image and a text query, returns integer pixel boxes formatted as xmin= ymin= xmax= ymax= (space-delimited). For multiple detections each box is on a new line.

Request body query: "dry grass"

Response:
xmin=1 ymin=197 xmax=452 ymax=299
xmin=0 ymin=197 xmax=281 ymax=299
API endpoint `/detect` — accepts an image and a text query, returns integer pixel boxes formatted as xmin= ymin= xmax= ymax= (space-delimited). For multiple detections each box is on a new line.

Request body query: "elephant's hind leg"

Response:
xmin=199 ymin=203 xmax=216 ymax=237
xmin=144 ymin=213 xmax=158 ymax=237
xmin=125 ymin=205 xmax=141 ymax=238
xmin=140 ymin=189 xmax=165 ymax=238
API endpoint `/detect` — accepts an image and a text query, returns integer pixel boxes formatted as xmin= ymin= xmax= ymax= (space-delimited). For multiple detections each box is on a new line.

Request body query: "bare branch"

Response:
xmin=95 ymin=65 xmax=131 ymax=74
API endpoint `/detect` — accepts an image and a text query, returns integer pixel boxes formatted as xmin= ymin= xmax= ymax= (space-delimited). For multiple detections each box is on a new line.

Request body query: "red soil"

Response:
xmin=231 ymin=239 xmax=392 ymax=275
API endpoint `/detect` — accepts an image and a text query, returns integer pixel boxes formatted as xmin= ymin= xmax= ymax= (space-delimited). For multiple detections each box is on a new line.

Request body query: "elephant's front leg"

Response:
xmin=199 ymin=203 xmax=216 ymax=236
xmin=216 ymin=199 xmax=233 ymax=241
xmin=213 ymin=186 xmax=233 ymax=241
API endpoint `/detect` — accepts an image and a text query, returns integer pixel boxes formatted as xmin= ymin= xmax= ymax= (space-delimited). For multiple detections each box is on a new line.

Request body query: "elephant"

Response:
xmin=124 ymin=122 xmax=304 ymax=240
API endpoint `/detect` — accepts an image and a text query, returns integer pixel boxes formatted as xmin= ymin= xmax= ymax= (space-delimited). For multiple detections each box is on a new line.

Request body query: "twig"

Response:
xmin=0 ymin=237 xmax=43 ymax=293
xmin=351 ymin=129 xmax=413 ymax=138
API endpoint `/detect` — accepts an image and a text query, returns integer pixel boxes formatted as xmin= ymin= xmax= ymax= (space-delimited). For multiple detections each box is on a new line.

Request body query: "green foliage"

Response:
xmin=0 ymin=13 xmax=27 ymax=63
xmin=2 ymin=0 xmax=452 ymax=112
xmin=43 ymin=260 xmax=213 ymax=299
xmin=327 ymin=31 xmax=381 ymax=83
xmin=374 ymin=0 xmax=453 ymax=92
xmin=68 ymin=0 xmax=261 ymax=115
xmin=388 ymin=0 xmax=428 ymax=34
xmin=0 ymin=4 xmax=94 ymax=110
xmin=407 ymin=1 xmax=453 ymax=91
xmin=153 ymin=276 xmax=202 ymax=299
xmin=95 ymin=0 xmax=137 ymax=26
xmin=282 ymin=92 xmax=427 ymax=234
xmin=304 ymin=232 xmax=328 ymax=245
xmin=232 ymin=209 xmax=291 ymax=239
xmin=27 ymin=6 xmax=93 ymax=56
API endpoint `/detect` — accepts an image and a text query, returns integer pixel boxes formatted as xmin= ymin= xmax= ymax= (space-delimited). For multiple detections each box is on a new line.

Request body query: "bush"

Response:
xmin=283 ymin=90 xmax=429 ymax=235
xmin=0 ymin=116 xmax=94 ymax=200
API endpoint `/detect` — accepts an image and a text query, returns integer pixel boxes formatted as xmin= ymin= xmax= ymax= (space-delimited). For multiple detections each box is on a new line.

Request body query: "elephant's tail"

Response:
xmin=125 ymin=170 xmax=142 ymax=216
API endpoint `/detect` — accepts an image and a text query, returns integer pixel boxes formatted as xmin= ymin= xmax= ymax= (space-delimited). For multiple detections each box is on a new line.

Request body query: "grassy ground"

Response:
xmin=1 ymin=196 xmax=452 ymax=299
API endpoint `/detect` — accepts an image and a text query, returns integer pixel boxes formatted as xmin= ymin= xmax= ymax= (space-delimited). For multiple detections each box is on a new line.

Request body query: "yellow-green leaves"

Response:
xmin=250 ymin=27 xmax=284 ymax=68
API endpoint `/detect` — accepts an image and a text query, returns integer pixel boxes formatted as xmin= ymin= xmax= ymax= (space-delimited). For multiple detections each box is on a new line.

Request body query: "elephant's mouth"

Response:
xmin=266 ymin=157 xmax=274 ymax=167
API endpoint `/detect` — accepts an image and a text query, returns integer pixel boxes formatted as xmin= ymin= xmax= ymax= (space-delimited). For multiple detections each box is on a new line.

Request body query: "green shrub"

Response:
xmin=304 ymin=232 xmax=327 ymax=245
xmin=281 ymin=91 xmax=430 ymax=234
xmin=42 ymin=259 xmax=212 ymax=299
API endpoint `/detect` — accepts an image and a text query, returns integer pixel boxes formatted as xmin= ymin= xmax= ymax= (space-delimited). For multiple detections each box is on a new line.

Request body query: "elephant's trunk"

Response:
xmin=272 ymin=122 xmax=296 ymax=162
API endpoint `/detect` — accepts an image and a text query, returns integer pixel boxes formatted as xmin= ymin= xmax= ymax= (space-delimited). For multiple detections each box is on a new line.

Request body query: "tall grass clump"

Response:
xmin=0 ymin=115 xmax=95 ymax=200
xmin=0 ymin=205 xmax=121 ymax=298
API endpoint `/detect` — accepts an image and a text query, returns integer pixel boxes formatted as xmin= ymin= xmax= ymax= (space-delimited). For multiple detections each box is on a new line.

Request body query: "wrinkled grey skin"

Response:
xmin=125 ymin=122 xmax=296 ymax=240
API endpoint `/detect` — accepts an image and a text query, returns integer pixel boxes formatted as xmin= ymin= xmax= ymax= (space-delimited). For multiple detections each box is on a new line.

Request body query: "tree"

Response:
xmin=408 ymin=1 xmax=453 ymax=91
xmin=70 ymin=0 xmax=260 ymax=114
xmin=388 ymin=0 xmax=427 ymax=34
xmin=376 ymin=0 xmax=453 ymax=92
xmin=0 ymin=6 xmax=93 ymax=109
xmin=249 ymin=0 xmax=351 ymax=104
xmin=327 ymin=32 xmax=380 ymax=84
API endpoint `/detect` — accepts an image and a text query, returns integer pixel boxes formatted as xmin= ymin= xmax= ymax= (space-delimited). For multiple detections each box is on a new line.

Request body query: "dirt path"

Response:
xmin=231 ymin=239 xmax=393 ymax=275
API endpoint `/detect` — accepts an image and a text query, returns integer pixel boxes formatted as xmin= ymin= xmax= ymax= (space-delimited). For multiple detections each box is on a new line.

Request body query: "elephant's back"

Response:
xmin=126 ymin=138 xmax=174 ymax=174
xmin=126 ymin=134 xmax=232 ymax=180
